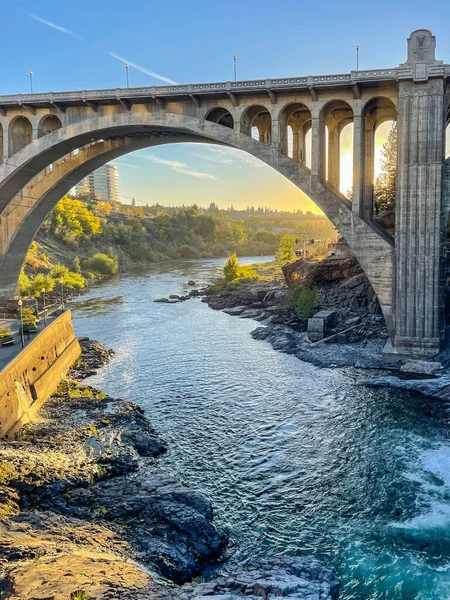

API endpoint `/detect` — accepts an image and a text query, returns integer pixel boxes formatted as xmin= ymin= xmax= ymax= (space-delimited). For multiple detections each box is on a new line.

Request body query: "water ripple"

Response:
xmin=71 ymin=258 xmax=450 ymax=600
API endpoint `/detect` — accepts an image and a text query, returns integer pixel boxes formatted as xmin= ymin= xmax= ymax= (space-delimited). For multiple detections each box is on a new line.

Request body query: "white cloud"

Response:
xmin=112 ymin=161 xmax=139 ymax=170
xmin=142 ymin=154 xmax=218 ymax=180
xmin=28 ymin=14 xmax=81 ymax=39
xmin=195 ymin=145 xmax=265 ymax=169
xmin=108 ymin=52 xmax=178 ymax=86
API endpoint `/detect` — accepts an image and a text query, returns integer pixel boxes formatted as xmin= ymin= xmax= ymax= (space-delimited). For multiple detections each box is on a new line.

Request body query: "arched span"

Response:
xmin=0 ymin=111 xmax=394 ymax=327
xmin=361 ymin=97 xmax=398 ymax=227
xmin=320 ymin=100 xmax=354 ymax=193
xmin=205 ymin=107 xmax=233 ymax=129
xmin=279 ymin=102 xmax=312 ymax=165
xmin=38 ymin=114 xmax=62 ymax=138
xmin=240 ymin=105 xmax=272 ymax=144
xmin=8 ymin=116 xmax=32 ymax=156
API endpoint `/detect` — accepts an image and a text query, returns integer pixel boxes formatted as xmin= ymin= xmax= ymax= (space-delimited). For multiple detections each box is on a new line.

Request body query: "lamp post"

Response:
xmin=126 ymin=63 xmax=129 ymax=88
xmin=29 ymin=70 xmax=33 ymax=93
xmin=18 ymin=299 xmax=24 ymax=348
xmin=42 ymin=288 xmax=47 ymax=327
xmin=233 ymin=54 xmax=237 ymax=83
xmin=356 ymin=45 xmax=359 ymax=71
xmin=60 ymin=280 xmax=65 ymax=312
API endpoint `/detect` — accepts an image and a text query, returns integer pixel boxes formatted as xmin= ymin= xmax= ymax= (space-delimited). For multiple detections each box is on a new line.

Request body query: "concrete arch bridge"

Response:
xmin=0 ymin=29 xmax=449 ymax=358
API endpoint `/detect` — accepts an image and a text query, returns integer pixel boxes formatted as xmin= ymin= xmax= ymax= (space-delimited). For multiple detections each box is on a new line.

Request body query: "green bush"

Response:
xmin=19 ymin=271 xmax=31 ymax=297
xmin=0 ymin=325 xmax=12 ymax=339
xmin=287 ymin=287 xmax=320 ymax=319
xmin=81 ymin=253 xmax=119 ymax=276
xmin=28 ymin=273 xmax=55 ymax=297
xmin=63 ymin=272 xmax=85 ymax=289
xmin=22 ymin=308 xmax=38 ymax=328
xmin=223 ymin=253 xmax=240 ymax=282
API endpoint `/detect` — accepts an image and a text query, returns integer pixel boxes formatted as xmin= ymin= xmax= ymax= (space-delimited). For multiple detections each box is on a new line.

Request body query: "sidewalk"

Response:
xmin=0 ymin=313 xmax=60 ymax=371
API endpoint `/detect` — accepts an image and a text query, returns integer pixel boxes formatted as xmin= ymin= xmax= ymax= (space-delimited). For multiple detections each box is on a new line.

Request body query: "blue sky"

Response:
xmin=2 ymin=1 xmax=450 ymax=209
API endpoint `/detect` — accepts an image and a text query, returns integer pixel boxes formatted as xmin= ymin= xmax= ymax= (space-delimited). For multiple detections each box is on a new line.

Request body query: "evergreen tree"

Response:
xmin=374 ymin=123 xmax=397 ymax=215
xmin=276 ymin=233 xmax=297 ymax=264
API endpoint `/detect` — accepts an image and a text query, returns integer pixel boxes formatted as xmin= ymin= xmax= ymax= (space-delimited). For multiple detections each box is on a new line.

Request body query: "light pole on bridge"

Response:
xmin=29 ymin=70 xmax=33 ymax=93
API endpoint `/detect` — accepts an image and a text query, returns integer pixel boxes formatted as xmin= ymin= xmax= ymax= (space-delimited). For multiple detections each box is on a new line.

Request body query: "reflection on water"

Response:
xmin=71 ymin=258 xmax=450 ymax=599
xmin=72 ymin=294 xmax=125 ymax=316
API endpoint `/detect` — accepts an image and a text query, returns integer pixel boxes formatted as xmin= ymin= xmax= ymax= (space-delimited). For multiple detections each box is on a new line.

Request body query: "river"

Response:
xmin=70 ymin=257 xmax=450 ymax=600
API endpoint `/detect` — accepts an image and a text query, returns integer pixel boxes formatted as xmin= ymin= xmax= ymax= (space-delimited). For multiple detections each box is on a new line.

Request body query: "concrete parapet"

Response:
xmin=0 ymin=310 xmax=80 ymax=436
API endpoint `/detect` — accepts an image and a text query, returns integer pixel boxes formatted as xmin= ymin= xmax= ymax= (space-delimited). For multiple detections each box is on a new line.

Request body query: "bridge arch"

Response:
xmin=8 ymin=116 xmax=32 ymax=156
xmin=361 ymin=96 xmax=397 ymax=226
xmin=38 ymin=114 xmax=62 ymax=138
xmin=205 ymin=107 xmax=234 ymax=129
xmin=0 ymin=110 xmax=393 ymax=328
xmin=279 ymin=102 xmax=312 ymax=166
xmin=320 ymin=100 xmax=354 ymax=193
xmin=240 ymin=105 xmax=272 ymax=144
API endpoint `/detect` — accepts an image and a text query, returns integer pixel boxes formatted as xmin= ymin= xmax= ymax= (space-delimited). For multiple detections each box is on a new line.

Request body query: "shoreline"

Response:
xmin=0 ymin=338 xmax=340 ymax=600
xmin=201 ymin=279 xmax=450 ymax=401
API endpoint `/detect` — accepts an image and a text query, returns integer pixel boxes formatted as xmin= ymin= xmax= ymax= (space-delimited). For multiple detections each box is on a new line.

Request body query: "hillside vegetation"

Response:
xmin=21 ymin=195 xmax=336 ymax=298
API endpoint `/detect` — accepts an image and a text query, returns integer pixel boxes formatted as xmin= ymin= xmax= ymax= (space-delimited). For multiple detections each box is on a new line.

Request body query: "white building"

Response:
xmin=75 ymin=165 xmax=119 ymax=204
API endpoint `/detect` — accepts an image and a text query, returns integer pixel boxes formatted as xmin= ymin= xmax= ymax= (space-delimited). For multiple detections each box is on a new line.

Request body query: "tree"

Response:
xmin=50 ymin=197 xmax=102 ymax=244
xmin=227 ymin=223 xmax=247 ymax=246
xmin=222 ymin=253 xmax=240 ymax=282
xmin=374 ymin=122 xmax=397 ymax=215
xmin=276 ymin=233 xmax=297 ymax=264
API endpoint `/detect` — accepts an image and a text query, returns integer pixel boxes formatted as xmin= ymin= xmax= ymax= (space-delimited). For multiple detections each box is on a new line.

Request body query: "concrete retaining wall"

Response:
xmin=0 ymin=310 xmax=81 ymax=436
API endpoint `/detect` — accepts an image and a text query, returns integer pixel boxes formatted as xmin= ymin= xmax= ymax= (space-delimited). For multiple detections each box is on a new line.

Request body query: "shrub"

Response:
xmin=287 ymin=287 xmax=320 ymax=319
xmin=72 ymin=257 xmax=81 ymax=274
xmin=22 ymin=308 xmax=38 ymax=328
xmin=0 ymin=325 xmax=12 ymax=339
xmin=28 ymin=273 xmax=55 ymax=297
xmin=50 ymin=264 xmax=69 ymax=280
xmin=63 ymin=272 xmax=85 ymax=289
xmin=81 ymin=253 xmax=119 ymax=276
xmin=19 ymin=271 xmax=31 ymax=297
xmin=223 ymin=253 xmax=240 ymax=282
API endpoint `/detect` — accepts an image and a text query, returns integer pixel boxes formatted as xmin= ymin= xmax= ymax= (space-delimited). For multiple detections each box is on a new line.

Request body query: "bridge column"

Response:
xmin=390 ymin=29 xmax=447 ymax=357
xmin=352 ymin=107 xmax=363 ymax=214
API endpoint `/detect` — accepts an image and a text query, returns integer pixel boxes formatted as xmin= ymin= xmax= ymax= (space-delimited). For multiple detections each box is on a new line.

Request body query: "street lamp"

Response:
xmin=42 ymin=288 xmax=47 ymax=327
xmin=60 ymin=279 xmax=65 ymax=312
xmin=29 ymin=70 xmax=33 ymax=93
xmin=18 ymin=299 xmax=24 ymax=348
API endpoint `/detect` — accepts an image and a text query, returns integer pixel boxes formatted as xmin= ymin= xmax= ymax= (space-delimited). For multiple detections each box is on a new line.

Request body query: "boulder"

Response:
xmin=187 ymin=280 xmax=196 ymax=286
xmin=400 ymin=360 xmax=443 ymax=376
xmin=175 ymin=556 xmax=340 ymax=599
xmin=223 ymin=306 xmax=247 ymax=316
xmin=154 ymin=298 xmax=170 ymax=303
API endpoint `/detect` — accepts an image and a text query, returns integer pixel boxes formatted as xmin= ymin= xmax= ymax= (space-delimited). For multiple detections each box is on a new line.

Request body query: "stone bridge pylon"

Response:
xmin=0 ymin=29 xmax=449 ymax=358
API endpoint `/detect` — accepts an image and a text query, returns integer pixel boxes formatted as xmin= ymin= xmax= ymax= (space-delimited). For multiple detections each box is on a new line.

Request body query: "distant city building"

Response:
xmin=75 ymin=165 xmax=119 ymax=204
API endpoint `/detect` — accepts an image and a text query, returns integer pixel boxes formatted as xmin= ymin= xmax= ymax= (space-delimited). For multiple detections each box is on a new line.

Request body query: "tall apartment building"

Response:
xmin=75 ymin=165 xmax=119 ymax=204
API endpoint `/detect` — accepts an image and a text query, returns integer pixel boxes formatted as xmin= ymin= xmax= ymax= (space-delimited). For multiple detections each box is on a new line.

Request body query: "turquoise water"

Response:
xmin=71 ymin=258 xmax=450 ymax=599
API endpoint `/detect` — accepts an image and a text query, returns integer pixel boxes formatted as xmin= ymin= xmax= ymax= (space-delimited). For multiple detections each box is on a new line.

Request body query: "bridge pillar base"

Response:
xmin=382 ymin=338 xmax=440 ymax=363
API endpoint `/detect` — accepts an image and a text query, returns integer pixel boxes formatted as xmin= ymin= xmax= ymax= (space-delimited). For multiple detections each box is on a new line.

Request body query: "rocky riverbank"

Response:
xmin=202 ymin=257 xmax=389 ymax=369
xmin=0 ymin=340 xmax=340 ymax=599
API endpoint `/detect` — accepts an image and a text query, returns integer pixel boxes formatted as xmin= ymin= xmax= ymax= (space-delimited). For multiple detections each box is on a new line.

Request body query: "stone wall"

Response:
xmin=0 ymin=311 xmax=80 ymax=436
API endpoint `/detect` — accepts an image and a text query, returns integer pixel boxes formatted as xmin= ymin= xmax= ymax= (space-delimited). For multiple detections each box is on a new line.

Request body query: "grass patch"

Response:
xmin=205 ymin=253 xmax=272 ymax=294
xmin=66 ymin=381 xmax=106 ymax=400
